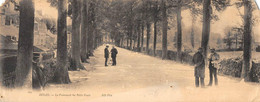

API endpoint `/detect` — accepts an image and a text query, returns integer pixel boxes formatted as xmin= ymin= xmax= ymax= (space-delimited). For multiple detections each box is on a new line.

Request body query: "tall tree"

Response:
xmin=15 ymin=0 xmax=35 ymax=87
xmin=71 ymin=0 xmax=85 ymax=70
xmin=200 ymin=0 xmax=229 ymax=63
xmin=190 ymin=26 xmax=195 ymax=48
xmin=232 ymin=27 xmax=243 ymax=49
xmin=241 ymin=0 xmax=252 ymax=81
xmin=153 ymin=21 xmax=157 ymax=56
xmin=189 ymin=1 xmax=201 ymax=49
xmin=54 ymin=0 xmax=71 ymax=83
xmin=80 ymin=0 xmax=88 ymax=62
xmin=141 ymin=0 xmax=153 ymax=54
xmin=223 ymin=31 xmax=233 ymax=50
xmin=176 ymin=0 xmax=182 ymax=62
xmin=137 ymin=22 xmax=141 ymax=51
xmin=190 ymin=10 xmax=195 ymax=49
xmin=129 ymin=3 xmax=134 ymax=50
xmin=152 ymin=0 xmax=159 ymax=56
xmin=161 ymin=0 xmax=167 ymax=59
xmin=87 ymin=0 xmax=95 ymax=56
xmin=141 ymin=23 xmax=144 ymax=52
xmin=201 ymin=0 xmax=211 ymax=64
xmin=127 ymin=36 xmax=129 ymax=48
xmin=146 ymin=22 xmax=151 ymax=54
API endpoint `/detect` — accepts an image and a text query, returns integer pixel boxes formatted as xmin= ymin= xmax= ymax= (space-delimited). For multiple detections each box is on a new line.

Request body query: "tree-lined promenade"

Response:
xmin=0 ymin=0 xmax=258 ymax=90
xmin=3 ymin=46 xmax=260 ymax=102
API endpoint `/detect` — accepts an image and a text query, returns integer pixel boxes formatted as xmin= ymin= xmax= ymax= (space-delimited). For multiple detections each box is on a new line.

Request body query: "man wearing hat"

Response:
xmin=104 ymin=44 xmax=109 ymax=66
xmin=192 ymin=48 xmax=205 ymax=87
xmin=111 ymin=46 xmax=118 ymax=66
xmin=208 ymin=48 xmax=220 ymax=86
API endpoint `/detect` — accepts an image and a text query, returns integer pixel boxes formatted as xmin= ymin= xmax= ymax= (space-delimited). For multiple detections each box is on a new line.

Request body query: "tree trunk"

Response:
xmin=162 ymin=0 xmax=167 ymax=60
xmin=53 ymin=0 xmax=71 ymax=84
xmin=235 ymin=33 xmax=238 ymax=49
xmin=71 ymin=0 xmax=85 ymax=70
xmin=87 ymin=0 xmax=95 ymax=56
xmin=146 ymin=22 xmax=151 ymax=54
xmin=15 ymin=0 xmax=35 ymax=87
xmin=141 ymin=23 xmax=144 ymax=52
xmin=137 ymin=23 xmax=141 ymax=52
xmin=127 ymin=37 xmax=129 ymax=48
xmin=133 ymin=38 xmax=136 ymax=49
xmin=121 ymin=37 xmax=124 ymax=47
xmin=191 ymin=18 xmax=195 ymax=49
xmin=191 ymin=28 xmax=195 ymax=49
xmin=153 ymin=20 xmax=157 ymax=56
xmin=176 ymin=4 xmax=182 ymax=62
xmin=241 ymin=0 xmax=252 ymax=81
xmin=130 ymin=29 xmax=133 ymax=50
xmin=93 ymin=30 xmax=97 ymax=49
xmin=201 ymin=0 xmax=211 ymax=65
xmin=80 ymin=0 xmax=88 ymax=63
xmin=87 ymin=28 xmax=93 ymax=56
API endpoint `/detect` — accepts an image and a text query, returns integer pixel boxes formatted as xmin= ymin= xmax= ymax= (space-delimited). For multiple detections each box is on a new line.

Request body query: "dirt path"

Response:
xmin=2 ymin=45 xmax=260 ymax=102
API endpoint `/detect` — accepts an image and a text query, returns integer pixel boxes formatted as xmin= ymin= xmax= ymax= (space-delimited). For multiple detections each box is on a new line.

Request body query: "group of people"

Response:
xmin=192 ymin=48 xmax=220 ymax=88
xmin=104 ymin=44 xmax=118 ymax=66
xmin=103 ymin=44 xmax=219 ymax=87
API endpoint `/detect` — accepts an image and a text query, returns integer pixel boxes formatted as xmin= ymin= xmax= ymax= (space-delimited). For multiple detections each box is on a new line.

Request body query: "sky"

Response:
xmin=256 ymin=0 xmax=260 ymax=9
xmin=0 ymin=0 xmax=5 ymax=6
xmin=35 ymin=0 xmax=58 ymax=19
xmin=180 ymin=0 xmax=260 ymax=42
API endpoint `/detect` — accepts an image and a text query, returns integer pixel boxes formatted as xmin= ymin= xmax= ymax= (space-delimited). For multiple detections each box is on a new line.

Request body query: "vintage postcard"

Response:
xmin=0 ymin=0 xmax=260 ymax=102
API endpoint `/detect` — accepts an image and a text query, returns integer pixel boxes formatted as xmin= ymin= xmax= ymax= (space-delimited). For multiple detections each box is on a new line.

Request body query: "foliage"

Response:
xmin=223 ymin=31 xmax=234 ymax=50
xmin=218 ymin=57 xmax=243 ymax=77
xmin=218 ymin=57 xmax=260 ymax=83
xmin=41 ymin=17 xmax=57 ymax=34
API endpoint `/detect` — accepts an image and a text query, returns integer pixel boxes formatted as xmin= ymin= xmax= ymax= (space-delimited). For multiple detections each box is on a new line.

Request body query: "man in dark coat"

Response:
xmin=192 ymin=48 xmax=205 ymax=87
xmin=104 ymin=45 xmax=109 ymax=66
xmin=111 ymin=46 xmax=118 ymax=66
xmin=208 ymin=48 xmax=220 ymax=86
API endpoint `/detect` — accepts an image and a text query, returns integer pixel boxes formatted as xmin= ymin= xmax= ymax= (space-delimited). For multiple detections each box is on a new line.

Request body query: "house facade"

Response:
xmin=0 ymin=0 xmax=57 ymax=51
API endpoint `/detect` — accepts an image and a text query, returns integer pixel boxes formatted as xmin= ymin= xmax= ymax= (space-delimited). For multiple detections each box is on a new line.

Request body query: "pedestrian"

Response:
xmin=104 ymin=45 xmax=109 ymax=66
xmin=192 ymin=48 xmax=205 ymax=88
xmin=111 ymin=46 xmax=118 ymax=66
xmin=208 ymin=48 xmax=220 ymax=86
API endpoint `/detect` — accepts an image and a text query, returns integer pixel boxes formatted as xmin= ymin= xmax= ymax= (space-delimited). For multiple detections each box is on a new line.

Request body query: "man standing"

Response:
xmin=111 ymin=46 xmax=118 ymax=66
xmin=208 ymin=48 xmax=220 ymax=86
xmin=192 ymin=48 xmax=205 ymax=87
xmin=104 ymin=45 xmax=109 ymax=66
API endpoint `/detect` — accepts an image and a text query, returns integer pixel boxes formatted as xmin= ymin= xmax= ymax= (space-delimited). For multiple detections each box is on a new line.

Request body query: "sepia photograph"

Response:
xmin=1 ymin=0 xmax=260 ymax=101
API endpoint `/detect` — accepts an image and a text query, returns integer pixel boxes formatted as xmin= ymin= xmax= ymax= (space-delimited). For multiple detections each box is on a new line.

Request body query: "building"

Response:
xmin=0 ymin=0 xmax=57 ymax=52
xmin=0 ymin=0 xmax=19 ymax=54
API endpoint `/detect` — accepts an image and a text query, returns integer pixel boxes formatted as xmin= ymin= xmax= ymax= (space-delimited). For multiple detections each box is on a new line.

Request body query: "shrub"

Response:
xmin=166 ymin=50 xmax=193 ymax=64
xmin=250 ymin=62 xmax=260 ymax=82
xmin=256 ymin=46 xmax=260 ymax=52
xmin=218 ymin=57 xmax=260 ymax=82
xmin=181 ymin=52 xmax=193 ymax=64
xmin=218 ymin=57 xmax=242 ymax=77
xmin=1 ymin=56 xmax=16 ymax=87
xmin=33 ymin=58 xmax=58 ymax=89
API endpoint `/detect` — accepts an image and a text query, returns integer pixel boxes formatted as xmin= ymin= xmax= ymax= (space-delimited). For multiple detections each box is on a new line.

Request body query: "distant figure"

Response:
xmin=104 ymin=45 xmax=109 ymax=66
xmin=111 ymin=46 xmax=118 ymax=66
xmin=192 ymin=48 xmax=205 ymax=88
xmin=208 ymin=48 xmax=220 ymax=86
